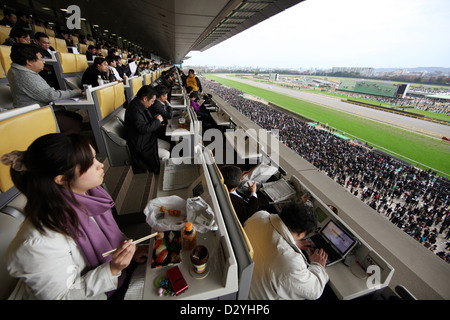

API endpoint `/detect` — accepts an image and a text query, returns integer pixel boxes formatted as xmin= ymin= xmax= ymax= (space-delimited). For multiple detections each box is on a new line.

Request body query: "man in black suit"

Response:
xmin=124 ymin=85 xmax=169 ymax=174
xmin=220 ymin=165 xmax=259 ymax=225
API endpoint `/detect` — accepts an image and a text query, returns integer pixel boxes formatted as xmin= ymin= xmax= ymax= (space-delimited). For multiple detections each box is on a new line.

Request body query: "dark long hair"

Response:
xmin=10 ymin=133 xmax=94 ymax=237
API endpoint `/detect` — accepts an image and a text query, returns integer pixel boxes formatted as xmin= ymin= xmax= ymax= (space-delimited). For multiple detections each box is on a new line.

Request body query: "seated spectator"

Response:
xmin=106 ymin=55 xmax=123 ymax=81
xmin=95 ymin=45 xmax=103 ymax=57
xmin=160 ymin=72 xmax=174 ymax=101
xmin=2 ymin=133 xmax=148 ymax=300
xmin=150 ymin=85 xmax=173 ymax=141
xmin=32 ymin=32 xmax=58 ymax=89
xmin=185 ymin=86 xmax=193 ymax=96
xmin=2 ymin=27 xmax=31 ymax=46
xmin=81 ymin=57 xmax=115 ymax=87
xmin=13 ymin=11 xmax=34 ymax=37
xmin=124 ymin=85 xmax=170 ymax=174
xmin=59 ymin=30 xmax=74 ymax=47
xmin=78 ymin=34 xmax=87 ymax=45
xmin=7 ymin=44 xmax=84 ymax=133
xmin=33 ymin=32 xmax=55 ymax=58
xmin=220 ymin=165 xmax=259 ymax=225
xmin=0 ymin=8 xmax=17 ymax=27
xmin=189 ymin=91 xmax=200 ymax=113
xmin=116 ymin=58 xmax=130 ymax=78
xmin=189 ymin=91 xmax=212 ymax=125
xmin=244 ymin=202 xmax=329 ymax=300
xmin=151 ymin=85 xmax=173 ymax=120
xmin=85 ymin=45 xmax=96 ymax=61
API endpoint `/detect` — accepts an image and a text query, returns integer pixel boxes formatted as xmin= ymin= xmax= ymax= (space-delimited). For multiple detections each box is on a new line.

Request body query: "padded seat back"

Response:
xmin=101 ymin=115 xmax=130 ymax=166
xmin=0 ymin=45 xmax=12 ymax=76
xmin=78 ymin=43 xmax=87 ymax=54
xmin=96 ymin=82 xmax=125 ymax=120
xmin=0 ymin=26 xmax=11 ymax=46
xmin=55 ymin=38 xmax=68 ymax=53
xmin=131 ymin=76 xmax=143 ymax=98
xmin=0 ymin=212 xmax=22 ymax=300
xmin=0 ymin=85 xmax=13 ymax=110
xmin=0 ymin=106 xmax=58 ymax=192
xmin=58 ymin=52 xmax=89 ymax=74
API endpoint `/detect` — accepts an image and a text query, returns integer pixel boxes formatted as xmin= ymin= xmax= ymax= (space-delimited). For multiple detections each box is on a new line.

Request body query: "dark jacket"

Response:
xmin=149 ymin=99 xmax=173 ymax=140
xmin=124 ymin=98 xmax=162 ymax=173
xmin=150 ymin=99 xmax=173 ymax=120
xmin=230 ymin=192 xmax=259 ymax=225
xmin=81 ymin=65 xmax=114 ymax=87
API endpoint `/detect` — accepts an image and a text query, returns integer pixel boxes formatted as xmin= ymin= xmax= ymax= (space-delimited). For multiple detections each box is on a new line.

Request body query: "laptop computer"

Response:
xmin=308 ymin=219 xmax=357 ymax=266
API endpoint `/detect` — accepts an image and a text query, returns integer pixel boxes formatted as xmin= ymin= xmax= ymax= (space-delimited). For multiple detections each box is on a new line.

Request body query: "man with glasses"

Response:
xmin=32 ymin=32 xmax=58 ymax=88
xmin=7 ymin=43 xmax=84 ymax=133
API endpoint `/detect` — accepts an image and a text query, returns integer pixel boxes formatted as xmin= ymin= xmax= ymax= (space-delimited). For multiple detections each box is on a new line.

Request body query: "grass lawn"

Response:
xmin=234 ymin=74 xmax=450 ymax=123
xmin=205 ymin=74 xmax=450 ymax=177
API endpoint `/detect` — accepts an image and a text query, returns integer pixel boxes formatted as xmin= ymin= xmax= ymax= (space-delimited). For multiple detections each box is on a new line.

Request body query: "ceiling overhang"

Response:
xmin=8 ymin=0 xmax=304 ymax=64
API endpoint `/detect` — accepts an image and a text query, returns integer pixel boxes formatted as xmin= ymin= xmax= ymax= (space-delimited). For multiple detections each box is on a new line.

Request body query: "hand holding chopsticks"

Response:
xmin=102 ymin=232 xmax=158 ymax=257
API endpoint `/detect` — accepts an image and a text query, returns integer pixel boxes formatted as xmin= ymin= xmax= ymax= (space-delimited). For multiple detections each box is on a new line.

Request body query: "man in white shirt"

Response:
xmin=244 ymin=202 xmax=329 ymax=300
xmin=107 ymin=55 xmax=123 ymax=81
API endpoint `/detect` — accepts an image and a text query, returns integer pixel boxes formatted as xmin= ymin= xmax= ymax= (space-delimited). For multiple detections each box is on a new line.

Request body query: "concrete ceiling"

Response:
xmin=11 ymin=0 xmax=304 ymax=63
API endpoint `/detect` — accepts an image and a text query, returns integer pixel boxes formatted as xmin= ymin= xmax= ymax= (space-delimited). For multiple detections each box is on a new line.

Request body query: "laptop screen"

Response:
xmin=321 ymin=220 xmax=356 ymax=255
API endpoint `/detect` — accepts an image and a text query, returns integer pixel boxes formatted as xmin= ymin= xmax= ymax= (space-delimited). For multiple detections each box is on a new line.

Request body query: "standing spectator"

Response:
xmin=183 ymin=69 xmax=202 ymax=95
xmin=124 ymin=85 xmax=170 ymax=174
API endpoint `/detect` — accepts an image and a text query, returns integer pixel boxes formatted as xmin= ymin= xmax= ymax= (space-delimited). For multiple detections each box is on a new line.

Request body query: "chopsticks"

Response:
xmin=102 ymin=232 xmax=158 ymax=257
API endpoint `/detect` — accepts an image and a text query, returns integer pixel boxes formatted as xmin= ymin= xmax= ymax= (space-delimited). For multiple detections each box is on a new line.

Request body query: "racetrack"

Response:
xmin=215 ymin=74 xmax=450 ymax=139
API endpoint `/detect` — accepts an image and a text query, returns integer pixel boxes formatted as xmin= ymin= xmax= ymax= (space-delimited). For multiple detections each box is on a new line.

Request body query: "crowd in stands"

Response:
xmin=327 ymin=89 xmax=450 ymax=115
xmin=203 ymin=78 xmax=450 ymax=263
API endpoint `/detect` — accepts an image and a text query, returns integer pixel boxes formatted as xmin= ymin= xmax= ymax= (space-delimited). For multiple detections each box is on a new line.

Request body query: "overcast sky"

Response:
xmin=185 ymin=0 xmax=450 ymax=69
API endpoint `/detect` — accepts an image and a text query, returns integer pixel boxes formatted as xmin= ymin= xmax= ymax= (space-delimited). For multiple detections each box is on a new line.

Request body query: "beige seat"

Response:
xmin=0 ymin=212 xmax=22 ymax=300
xmin=0 ymin=105 xmax=59 ymax=299
xmin=101 ymin=116 xmax=131 ymax=166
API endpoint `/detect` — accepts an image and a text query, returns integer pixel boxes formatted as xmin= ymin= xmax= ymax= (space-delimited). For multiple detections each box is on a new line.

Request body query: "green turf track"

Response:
xmin=205 ymin=74 xmax=450 ymax=177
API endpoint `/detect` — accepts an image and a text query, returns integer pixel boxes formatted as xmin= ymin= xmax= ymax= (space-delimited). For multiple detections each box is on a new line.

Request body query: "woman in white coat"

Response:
xmin=1 ymin=133 xmax=148 ymax=299
xmin=244 ymin=202 xmax=329 ymax=300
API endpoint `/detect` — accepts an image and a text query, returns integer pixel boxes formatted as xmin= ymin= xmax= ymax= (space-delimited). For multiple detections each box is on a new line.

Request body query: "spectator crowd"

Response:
xmin=204 ymin=78 xmax=450 ymax=263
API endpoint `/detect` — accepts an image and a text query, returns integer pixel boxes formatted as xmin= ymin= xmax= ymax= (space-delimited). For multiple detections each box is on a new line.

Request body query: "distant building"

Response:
xmin=332 ymin=67 xmax=375 ymax=77
xmin=269 ymin=73 xmax=279 ymax=81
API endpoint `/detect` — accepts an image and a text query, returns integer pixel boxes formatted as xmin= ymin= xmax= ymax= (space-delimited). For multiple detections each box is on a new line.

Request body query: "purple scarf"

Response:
xmin=62 ymin=186 xmax=126 ymax=296
xmin=190 ymin=99 xmax=200 ymax=113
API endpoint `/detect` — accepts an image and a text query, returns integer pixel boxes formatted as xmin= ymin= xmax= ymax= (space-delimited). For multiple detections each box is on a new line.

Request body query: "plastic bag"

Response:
xmin=186 ymin=197 xmax=218 ymax=233
xmin=144 ymin=196 xmax=187 ymax=232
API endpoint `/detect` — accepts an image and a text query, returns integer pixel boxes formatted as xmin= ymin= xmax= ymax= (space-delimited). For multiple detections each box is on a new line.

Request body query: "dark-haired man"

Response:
xmin=7 ymin=43 xmax=83 ymax=132
xmin=149 ymin=85 xmax=173 ymax=141
xmin=33 ymin=32 xmax=55 ymax=58
xmin=0 ymin=8 xmax=17 ymax=27
xmin=220 ymin=165 xmax=259 ymax=225
xmin=33 ymin=32 xmax=58 ymax=88
xmin=124 ymin=85 xmax=170 ymax=174
xmin=183 ymin=69 xmax=202 ymax=95
xmin=2 ymin=28 xmax=31 ymax=46
xmin=244 ymin=202 xmax=329 ymax=300
xmin=85 ymin=45 xmax=96 ymax=61
xmin=81 ymin=57 xmax=115 ymax=87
